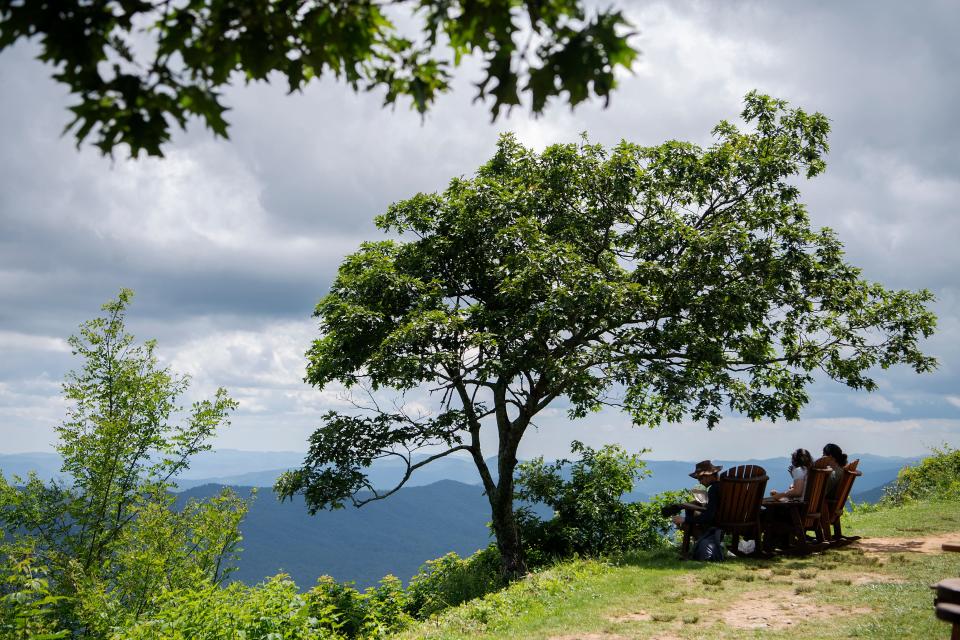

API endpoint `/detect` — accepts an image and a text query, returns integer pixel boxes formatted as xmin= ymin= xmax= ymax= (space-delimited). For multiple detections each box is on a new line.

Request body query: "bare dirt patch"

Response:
xmin=854 ymin=533 xmax=960 ymax=556
xmin=848 ymin=572 xmax=906 ymax=585
xmin=718 ymin=591 xmax=871 ymax=630
xmin=607 ymin=611 xmax=653 ymax=623
xmin=675 ymin=574 xmax=698 ymax=588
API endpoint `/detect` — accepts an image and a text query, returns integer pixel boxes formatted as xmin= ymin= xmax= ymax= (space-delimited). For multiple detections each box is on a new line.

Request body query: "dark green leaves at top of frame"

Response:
xmin=525 ymin=10 xmax=638 ymax=113
xmin=0 ymin=0 xmax=636 ymax=157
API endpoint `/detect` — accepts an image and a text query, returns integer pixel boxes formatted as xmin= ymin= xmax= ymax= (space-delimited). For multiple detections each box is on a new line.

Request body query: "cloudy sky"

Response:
xmin=1 ymin=0 xmax=958 ymax=462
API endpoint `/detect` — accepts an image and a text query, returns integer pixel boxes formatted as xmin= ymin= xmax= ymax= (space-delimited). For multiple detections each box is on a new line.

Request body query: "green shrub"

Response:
xmin=114 ymin=547 xmax=502 ymax=640
xmin=307 ymin=576 xmax=368 ymax=637
xmin=406 ymin=546 xmax=505 ymax=618
xmin=118 ymin=575 xmax=337 ymax=640
xmin=514 ymin=441 xmax=686 ymax=563
xmin=362 ymin=575 xmax=412 ymax=635
xmin=881 ymin=445 xmax=960 ymax=506
xmin=848 ymin=498 xmax=882 ymax=514
xmin=0 ymin=544 xmax=68 ymax=640
xmin=306 ymin=574 xmax=413 ymax=638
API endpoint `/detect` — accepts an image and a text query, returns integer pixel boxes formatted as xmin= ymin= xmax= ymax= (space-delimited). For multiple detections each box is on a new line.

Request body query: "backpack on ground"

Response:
xmin=693 ymin=527 xmax=724 ymax=562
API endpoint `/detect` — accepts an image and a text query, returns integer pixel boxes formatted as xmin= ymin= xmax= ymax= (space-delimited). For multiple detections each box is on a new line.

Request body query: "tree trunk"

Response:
xmin=489 ymin=452 xmax=527 ymax=580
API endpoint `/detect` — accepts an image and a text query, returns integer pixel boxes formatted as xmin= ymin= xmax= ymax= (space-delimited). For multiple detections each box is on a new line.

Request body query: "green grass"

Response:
xmin=394 ymin=500 xmax=960 ymax=639
xmin=843 ymin=498 xmax=960 ymax=536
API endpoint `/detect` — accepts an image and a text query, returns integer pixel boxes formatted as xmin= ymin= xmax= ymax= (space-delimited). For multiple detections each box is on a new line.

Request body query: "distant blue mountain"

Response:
xmin=0 ymin=452 xmax=63 ymax=481
xmin=0 ymin=449 xmax=483 ymax=491
xmin=179 ymin=480 xmax=494 ymax=589
xmin=2 ymin=449 xmax=919 ymax=499
xmin=851 ymin=482 xmax=892 ymax=504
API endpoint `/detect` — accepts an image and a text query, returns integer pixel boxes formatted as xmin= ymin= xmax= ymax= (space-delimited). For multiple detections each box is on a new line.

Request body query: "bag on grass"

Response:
xmin=737 ymin=539 xmax=756 ymax=555
xmin=693 ymin=527 xmax=724 ymax=562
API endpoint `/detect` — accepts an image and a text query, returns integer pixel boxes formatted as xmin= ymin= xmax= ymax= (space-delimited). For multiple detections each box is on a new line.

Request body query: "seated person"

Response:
xmin=818 ymin=443 xmax=849 ymax=496
xmin=769 ymin=448 xmax=813 ymax=500
xmin=671 ymin=460 xmax=722 ymax=529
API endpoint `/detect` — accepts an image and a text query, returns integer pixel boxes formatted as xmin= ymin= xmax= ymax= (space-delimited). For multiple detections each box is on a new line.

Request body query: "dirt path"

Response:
xmin=719 ymin=591 xmax=872 ymax=630
xmin=588 ymin=531 xmax=960 ymax=638
xmin=718 ymin=530 xmax=960 ymax=630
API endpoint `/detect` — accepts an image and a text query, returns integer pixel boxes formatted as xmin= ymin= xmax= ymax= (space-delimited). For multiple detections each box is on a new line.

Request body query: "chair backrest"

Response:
xmin=813 ymin=456 xmax=833 ymax=469
xmin=716 ymin=465 xmax=768 ymax=529
xmin=801 ymin=466 xmax=831 ymax=527
xmin=823 ymin=459 xmax=862 ymax=523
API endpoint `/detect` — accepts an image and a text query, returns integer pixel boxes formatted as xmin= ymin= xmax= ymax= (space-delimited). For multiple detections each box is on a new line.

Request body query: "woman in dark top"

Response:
xmin=821 ymin=443 xmax=848 ymax=496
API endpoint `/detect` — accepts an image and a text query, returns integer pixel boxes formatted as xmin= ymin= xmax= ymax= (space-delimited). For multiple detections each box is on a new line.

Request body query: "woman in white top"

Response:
xmin=770 ymin=448 xmax=813 ymax=500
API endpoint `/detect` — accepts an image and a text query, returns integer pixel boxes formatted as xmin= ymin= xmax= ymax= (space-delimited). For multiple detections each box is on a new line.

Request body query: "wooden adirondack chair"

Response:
xmin=681 ymin=465 xmax=768 ymax=556
xmin=820 ymin=459 xmax=862 ymax=542
xmin=800 ymin=466 xmax=831 ymax=543
xmin=760 ymin=466 xmax=830 ymax=552
xmin=716 ymin=465 xmax=769 ymax=553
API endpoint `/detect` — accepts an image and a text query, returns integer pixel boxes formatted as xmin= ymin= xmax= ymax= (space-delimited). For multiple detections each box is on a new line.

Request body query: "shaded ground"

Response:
xmin=854 ymin=533 xmax=960 ymax=556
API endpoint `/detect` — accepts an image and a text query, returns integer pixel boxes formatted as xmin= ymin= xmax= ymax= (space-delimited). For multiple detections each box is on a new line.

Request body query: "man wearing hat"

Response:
xmin=671 ymin=460 xmax=723 ymax=529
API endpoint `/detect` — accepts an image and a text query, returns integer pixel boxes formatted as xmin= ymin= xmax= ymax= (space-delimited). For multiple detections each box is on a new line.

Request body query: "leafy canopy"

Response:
xmin=277 ymin=92 xmax=936 ymax=517
xmin=0 ymin=0 xmax=636 ymax=157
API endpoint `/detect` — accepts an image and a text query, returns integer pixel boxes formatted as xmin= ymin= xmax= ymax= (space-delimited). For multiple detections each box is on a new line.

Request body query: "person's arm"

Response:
xmin=781 ymin=476 xmax=805 ymax=498
xmin=772 ymin=470 xmax=806 ymax=499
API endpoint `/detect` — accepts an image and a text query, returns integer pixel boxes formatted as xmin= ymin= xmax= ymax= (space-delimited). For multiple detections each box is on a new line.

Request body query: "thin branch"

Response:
xmin=351 ymin=445 xmax=473 ymax=507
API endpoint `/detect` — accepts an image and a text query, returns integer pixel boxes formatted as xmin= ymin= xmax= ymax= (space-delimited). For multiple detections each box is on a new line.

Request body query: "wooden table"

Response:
xmin=934 ymin=544 xmax=960 ymax=640
xmin=933 ymin=578 xmax=960 ymax=640
xmin=760 ymin=497 xmax=807 ymax=552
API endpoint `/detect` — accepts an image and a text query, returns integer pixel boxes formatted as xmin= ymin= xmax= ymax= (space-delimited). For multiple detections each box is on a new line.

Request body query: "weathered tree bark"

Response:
xmin=488 ymin=400 xmax=530 ymax=579
xmin=464 ymin=399 xmax=529 ymax=579
xmin=488 ymin=460 xmax=527 ymax=579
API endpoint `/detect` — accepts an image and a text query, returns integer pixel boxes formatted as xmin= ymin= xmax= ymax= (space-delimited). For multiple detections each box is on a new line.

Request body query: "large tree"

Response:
xmin=0 ymin=0 xmax=635 ymax=157
xmin=275 ymin=93 xmax=937 ymax=577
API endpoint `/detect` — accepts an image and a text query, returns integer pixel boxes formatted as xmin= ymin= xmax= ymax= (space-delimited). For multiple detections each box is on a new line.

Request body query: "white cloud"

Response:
xmin=0 ymin=331 xmax=70 ymax=353
xmin=852 ymin=394 xmax=900 ymax=415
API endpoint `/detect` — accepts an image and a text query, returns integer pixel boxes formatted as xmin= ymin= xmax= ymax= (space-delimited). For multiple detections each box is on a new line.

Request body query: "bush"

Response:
xmin=636 ymin=489 xmax=696 ymax=547
xmin=0 ymin=543 xmax=68 ymax=640
xmin=881 ymin=445 xmax=960 ymax=506
xmin=98 ymin=548 xmax=505 ymax=639
xmin=515 ymin=441 xmax=685 ymax=563
xmin=118 ymin=576 xmax=337 ymax=640
xmin=406 ymin=546 xmax=504 ymax=618
xmin=306 ymin=574 xmax=412 ymax=638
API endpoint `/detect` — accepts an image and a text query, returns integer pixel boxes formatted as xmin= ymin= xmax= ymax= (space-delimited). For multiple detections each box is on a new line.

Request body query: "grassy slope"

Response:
xmin=395 ymin=500 xmax=960 ymax=639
